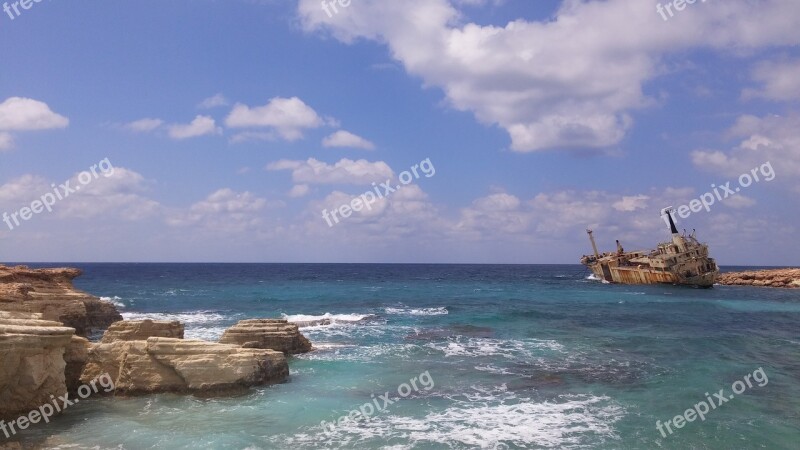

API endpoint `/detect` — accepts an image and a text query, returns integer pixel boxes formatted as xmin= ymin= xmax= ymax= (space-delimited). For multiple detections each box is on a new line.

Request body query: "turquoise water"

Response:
xmin=9 ymin=264 xmax=800 ymax=449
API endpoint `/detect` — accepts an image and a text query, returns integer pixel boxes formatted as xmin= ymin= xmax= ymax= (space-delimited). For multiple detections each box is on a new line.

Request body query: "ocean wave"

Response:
xmin=426 ymin=336 xmax=565 ymax=360
xmin=384 ymin=306 xmax=449 ymax=316
xmin=282 ymin=313 xmax=375 ymax=327
xmin=121 ymin=311 xmax=236 ymax=341
xmin=122 ymin=311 xmax=229 ymax=325
xmin=100 ymin=296 xmax=125 ymax=309
xmin=298 ymin=342 xmax=422 ymax=363
xmin=272 ymin=391 xmax=623 ymax=449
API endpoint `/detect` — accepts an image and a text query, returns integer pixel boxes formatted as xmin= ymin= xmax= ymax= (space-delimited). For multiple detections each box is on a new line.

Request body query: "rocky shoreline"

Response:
xmin=717 ymin=268 xmax=800 ymax=288
xmin=0 ymin=265 xmax=313 ymax=447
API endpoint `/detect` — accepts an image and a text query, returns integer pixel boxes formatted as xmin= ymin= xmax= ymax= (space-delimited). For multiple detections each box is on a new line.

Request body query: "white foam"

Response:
xmin=385 ymin=307 xmax=448 ymax=316
xmin=426 ymin=337 xmax=565 ymax=360
xmin=122 ymin=311 xmax=228 ymax=325
xmin=282 ymin=313 xmax=374 ymax=327
xmin=121 ymin=311 xmax=234 ymax=341
xmin=100 ymin=296 xmax=125 ymax=309
xmin=273 ymin=392 xmax=623 ymax=449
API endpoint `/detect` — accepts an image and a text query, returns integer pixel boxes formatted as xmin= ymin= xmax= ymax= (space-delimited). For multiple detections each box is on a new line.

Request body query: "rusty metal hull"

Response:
xmin=581 ymin=234 xmax=719 ymax=288
xmin=586 ymin=262 xmax=717 ymax=287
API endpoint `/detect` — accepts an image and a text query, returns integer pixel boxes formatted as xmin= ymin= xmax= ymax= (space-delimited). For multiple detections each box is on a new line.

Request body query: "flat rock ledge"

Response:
xmin=0 ymin=312 xmax=75 ymax=420
xmin=101 ymin=319 xmax=184 ymax=343
xmin=0 ymin=265 xmax=122 ymax=337
xmin=718 ymin=268 xmax=800 ymax=288
xmin=81 ymin=337 xmax=288 ymax=395
xmin=219 ymin=319 xmax=313 ymax=354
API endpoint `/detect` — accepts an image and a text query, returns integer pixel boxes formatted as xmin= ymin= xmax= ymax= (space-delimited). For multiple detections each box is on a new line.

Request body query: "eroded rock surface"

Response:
xmin=219 ymin=319 xmax=312 ymax=354
xmin=718 ymin=268 xmax=800 ymax=288
xmin=0 ymin=312 xmax=74 ymax=420
xmin=81 ymin=337 xmax=288 ymax=395
xmin=101 ymin=320 xmax=184 ymax=343
xmin=0 ymin=265 xmax=122 ymax=337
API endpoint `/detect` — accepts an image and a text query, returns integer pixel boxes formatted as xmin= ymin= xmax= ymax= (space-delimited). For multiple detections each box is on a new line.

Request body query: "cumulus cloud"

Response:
xmin=0 ymin=167 xmax=160 ymax=222
xmin=0 ymin=132 xmax=13 ymax=151
xmin=167 ymin=188 xmax=279 ymax=233
xmin=288 ymin=184 xmax=311 ymax=198
xmin=168 ymin=115 xmax=222 ymax=139
xmin=322 ymin=130 xmax=376 ymax=150
xmin=742 ymin=58 xmax=800 ymax=101
xmin=613 ymin=195 xmax=650 ymax=212
xmin=124 ymin=118 xmax=164 ymax=133
xmin=691 ymin=114 xmax=800 ymax=178
xmin=298 ymin=0 xmax=800 ymax=152
xmin=0 ymin=97 xmax=69 ymax=131
xmin=225 ymin=97 xmax=326 ymax=141
xmin=0 ymin=97 xmax=68 ymax=149
xmin=266 ymin=157 xmax=394 ymax=185
xmin=198 ymin=93 xmax=229 ymax=109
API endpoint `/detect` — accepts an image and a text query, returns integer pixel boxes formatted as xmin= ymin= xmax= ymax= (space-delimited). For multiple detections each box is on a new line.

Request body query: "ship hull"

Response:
xmin=586 ymin=262 xmax=718 ymax=288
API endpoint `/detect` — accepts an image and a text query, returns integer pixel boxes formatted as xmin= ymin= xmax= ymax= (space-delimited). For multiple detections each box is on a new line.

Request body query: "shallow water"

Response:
xmin=9 ymin=263 xmax=799 ymax=449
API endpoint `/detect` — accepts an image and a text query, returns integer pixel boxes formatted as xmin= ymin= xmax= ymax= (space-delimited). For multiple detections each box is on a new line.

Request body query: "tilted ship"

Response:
xmin=580 ymin=207 xmax=719 ymax=288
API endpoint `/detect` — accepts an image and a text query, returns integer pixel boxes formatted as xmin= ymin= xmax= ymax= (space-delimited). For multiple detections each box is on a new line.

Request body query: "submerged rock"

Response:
xmin=219 ymin=319 xmax=312 ymax=354
xmin=0 ymin=312 xmax=75 ymax=420
xmin=0 ymin=265 xmax=122 ymax=337
xmin=81 ymin=337 xmax=288 ymax=395
xmin=100 ymin=319 xmax=184 ymax=343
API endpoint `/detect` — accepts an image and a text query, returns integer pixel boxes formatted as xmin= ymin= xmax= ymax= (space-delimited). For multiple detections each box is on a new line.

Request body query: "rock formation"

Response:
xmin=81 ymin=337 xmax=288 ymax=395
xmin=0 ymin=265 xmax=122 ymax=337
xmin=100 ymin=319 xmax=184 ymax=343
xmin=0 ymin=312 xmax=74 ymax=420
xmin=717 ymin=268 xmax=800 ymax=288
xmin=219 ymin=319 xmax=312 ymax=354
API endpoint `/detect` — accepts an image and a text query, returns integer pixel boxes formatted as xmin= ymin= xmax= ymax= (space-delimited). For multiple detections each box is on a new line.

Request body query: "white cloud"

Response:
xmin=691 ymin=114 xmax=800 ymax=178
xmin=57 ymin=167 xmax=161 ymax=220
xmin=124 ymin=118 xmax=164 ymax=133
xmin=298 ymin=0 xmax=800 ymax=152
xmin=198 ymin=93 xmax=229 ymax=109
xmin=229 ymin=131 xmax=276 ymax=144
xmin=456 ymin=193 xmax=530 ymax=237
xmin=167 ymin=188 xmax=280 ymax=233
xmin=322 ymin=130 xmax=376 ymax=150
xmin=742 ymin=58 xmax=800 ymax=101
xmin=613 ymin=195 xmax=649 ymax=212
xmin=0 ymin=97 xmax=69 ymax=131
xmin=288 ymin=184 xmax=311 ymax=198
xmin=0 ymin=167 xmax=160 ymax=222
xmin=225 ymin=97 xmax=325 ymax=141
xmin=0 ymin=97 xmax=68 ymax=150
xmin=266 ymin=158 xmax=394 ymax=185
xmin=168 ymin=115 xmax=222 ymax=140
xmin=0 ymin=132 xmax=13 ymax=151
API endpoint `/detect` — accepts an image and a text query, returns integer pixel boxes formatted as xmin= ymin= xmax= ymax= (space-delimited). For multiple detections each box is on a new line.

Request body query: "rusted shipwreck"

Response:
xmin=580 ymin=207 xmax=719 ymax=288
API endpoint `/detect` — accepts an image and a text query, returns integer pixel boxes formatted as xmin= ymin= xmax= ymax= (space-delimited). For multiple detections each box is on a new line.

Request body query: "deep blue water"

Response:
xmin=8 ymin=264 xmax=800 ymax=449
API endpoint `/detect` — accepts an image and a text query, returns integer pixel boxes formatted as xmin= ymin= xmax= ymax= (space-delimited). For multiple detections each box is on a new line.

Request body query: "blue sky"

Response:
xmin=0 ymin=0 xmax=798 ymax=264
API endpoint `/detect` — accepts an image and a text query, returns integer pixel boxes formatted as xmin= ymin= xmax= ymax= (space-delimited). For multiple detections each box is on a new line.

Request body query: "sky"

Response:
xmin=0 ymin=0 xmax=798 ymax=264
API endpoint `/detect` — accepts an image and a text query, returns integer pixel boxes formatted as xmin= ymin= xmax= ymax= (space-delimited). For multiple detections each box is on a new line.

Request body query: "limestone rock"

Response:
xmin=65 ymin=336 xmax=90 ymax=392
xmin=81 ymin=337 xmax=288 ymax=395
xmin=100 ymin=320 xmax=184 ymax=343
xmin=0 ymin=265 xmax=122 ymax=337
xmin=0 ymin=312 xmax=75 ymax=420
xmin=219 ymin=319 xmax=312 ymax=354
xmin=718 ymin=268 xmax=800 ymax=288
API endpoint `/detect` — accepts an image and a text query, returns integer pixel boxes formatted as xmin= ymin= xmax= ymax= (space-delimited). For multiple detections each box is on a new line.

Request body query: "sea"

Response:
xmin=8 ymin=263 xmax=800 ymax=449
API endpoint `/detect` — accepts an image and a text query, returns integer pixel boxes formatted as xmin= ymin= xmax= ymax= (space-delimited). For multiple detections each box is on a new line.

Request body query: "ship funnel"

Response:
xmin=660 ymin=207 xmax=679 ymax=235
xmin=586 ymin=229 xmax=600 ymax=258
